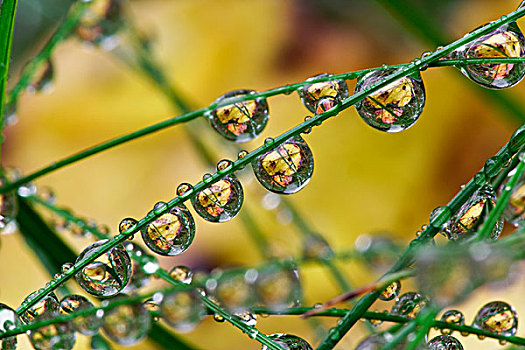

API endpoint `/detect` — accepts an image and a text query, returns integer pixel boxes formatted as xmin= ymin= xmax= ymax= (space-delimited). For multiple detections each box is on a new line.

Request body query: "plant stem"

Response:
xmin=0 ymin=0 xmax=18 ymax=159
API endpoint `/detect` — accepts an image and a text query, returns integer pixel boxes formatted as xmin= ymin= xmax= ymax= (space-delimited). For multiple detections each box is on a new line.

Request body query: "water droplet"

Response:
xmin=209 ymin=89 xmax=269 ymax=142
xmin=141 ymin=204 xmax=195 ymax=256
xmin=26 ymin=59 xmax=54 ymax=94
xmin=102 ymin=302 xmax=151 ymax=345
xmin=20 ymin=292 xmax=59 ymax=324
xmin=379 ymin=280 xmax=401 ymax=301
xmin=217 ymin=159 xmax=233 ymax=172
xmin=252 ymin=135 xmax=314 ymax=194
xmin=445 ymin=184 xmax=502 ymax=240
xmin=59 ymin=294 xmax=102 ymax=336
xmin=369 ymin=318 xmax=383 ymax=327
xmin=354 ymin=68 xmax=426 ymax=132
xmin=302 ymin=233 xmax=334 ymax=260
xmin=3 ymin=102 xmax=18 ymax=127
xmin=440 ymin=310 xmax=465 ymax=335
xmin=484 ymin=156 xmax=504 ymax=178
xmin=500 ymin=166 xmax=525 ymax=226
xmin=315 ymin=97 xmax=337 ymax=115
xmin=264 ymin=137 xmax=274 ymax=145
xmin=122 ymin=242 xmax=151 ymax=292
xmin=255 ymin=264 xmax=302 ymax=311
xmin=214 ymin=269 xmax=256 ymax=313
xmin=427 ymin=335 xmax=463 ymax=350
xmin=213 ymin=313 xmax=225 ymax=322
xmin=74 ymin=240 xmax=132 ymax=297
xmin=234 ymin=311 xmax=257 ymax=326
xmin=191 ymin=175 xmax=244 ymax=222
xmin=76 ymin=0 xmax=123 ymax=48
xmin=391 ymin=292 xmax=428 ymax=319
xmin=355 ymin=233 xmax=401 ymax=272
xmin=297 ymin=74 xmax=349 ymax=114
xmin=0 ymin=303 xmax=21 ymax=350
xmin=237 ymin=150 xmax=249 ymax=159
xmin=263 ymin=334 xmax=313 ymax=350
xmin=160 ymin=290 xmax=206 ymax=333
xmin=421 ymin=51 xmax=432 ymax=59
xmin=459 ymin=22 xmax=525 ymax=89
xmin=119 ymin=217 xmax=137 ymax=235
xmin=176 ymin=183 xmax=194 ymax=197
xmin=472 ymin=301 xmax=518 ymax=336
xmin=29 ymin=312 xmax=76 ymax=350
xmin=169 ymin=265 xmax=193 ymax=284
xmin=17 ymin=182 xmax=37 ymax=198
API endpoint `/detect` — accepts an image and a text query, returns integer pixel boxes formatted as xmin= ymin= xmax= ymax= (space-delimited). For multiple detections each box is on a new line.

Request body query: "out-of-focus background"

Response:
xmin=1 ymin=0 xmax=525 ymax=349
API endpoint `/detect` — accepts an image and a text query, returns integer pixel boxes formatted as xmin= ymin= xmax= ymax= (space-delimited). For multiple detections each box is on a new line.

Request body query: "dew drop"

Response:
xmin=209 ymin=89 xmax=269 ymax=142
xmin=428 ymin=335 xmax=463 ymax=350
xmin=262 ymin=333 xmax=313 ymax=350
xmin=169 ymin=265 xmax=193 ymax=284
xmin=252 ymin=135 xmax=314 ymax=195
xmin=191 ymin=174 xmax=243 ymax=223
xmin=214 ymin=269 xmax=256 ymax=313
xmin=176 ymin=183 xmax=194 ymax=197
xmin=29 ymin=312 xmax=76 ymax=350
xmin=74 ymin=240 xmax=132 ymax=297
xmin=234 ymin=311 xmax=257 ymax=327
xmin=20 ymin=292 xmax=59 ymax=324
xmin=237 ymin=150 xmax=249 ymax=159
xmin=391 ymin=292 xmax=428 ymax=319
xmin=445 ymin=184 xmax=502 ymax=240
xmin=297 ymin=73 xmax=349 ymax=114
xmin=459 ymin=22 xmax=525 ymax=89
xmin=379 ymin=280 xmax=401 ymax=301
xmin=59 ymin=294 xmax=102 ymax=336
xmin=119 ymin=217 xmax=137 ymax=235
xmin=255 ymin=264 xmax=302 ymax=311
xmin=35 ymin=186 xmax=54 ymax=204
xmin=472 ymin=301 xmax=518 ymax=336
xmin=26 ymin=59 xmax=54 ymax=94
xmin=354 ymin=68 xmax=426 ymax=132
xmin=102 ymin=302 xmax=151 ymax=345
xmin=217 ymin=159 xmax=233 ymax=172
xmin=440 ymin=309 xmax=465 ymax=335
xmin=160 ymin=290 xmax=206 ymax=333
xmin=61 ymin=262 xmax=73 ymax=274
xmin=0 ymin=303 xmax=21 ymax=350
xmin=141 ymin=204 xmax=195 ymax=256
xmin=0 ymin=177 xmax=17 ymax=233
xmin=264 ymin=137 xmax=274 ymax=145
xmin=302 ymin=233 xmax=334 ymax=261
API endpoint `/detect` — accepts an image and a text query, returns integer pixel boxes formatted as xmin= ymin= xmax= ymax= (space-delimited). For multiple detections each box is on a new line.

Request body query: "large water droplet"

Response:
xmin=102 ymin=302 xmax=151 ymax=345
xmin=297 ymin=74 xmax=349 ymax=113
xmin=355 ymin=68 xmax=425 ymax=132
xmin=391 ymin=292 xmax=428 ymax=319
xmin=20 ymin=292 xmax=59 ymax=324
xmin=472 ymin=301 xmax=518 ymax=336
xmin=440 ymin=310 xmax=465 ymax=335
xmin=169 ymin=265 xmax=193 ymax=284
xmin=59 ymin=294 xmax=102 ymax=336
xmin=28 ymin=312 xmax=76 ymax=350
xmin=191 ymin=175 xmax=244 ymax=222
xmin=141 ymin=204 xmax=195 ymax=256
xmin=262 ymin=334 xmax=313 ymax=350
xmin=427 ymin=335 xmax=463 ymax=350
xmin=0 ymin=303 xmax=21 ymax=350
xmin=213 ymin=269 xmax=256 ymax=313
xmin=252 ymin=135 xmax=314 ymax=194
xmin=160 ymin=290 xmax=206 ymax=333
xmin=255 ymin=264 xmax=302 ymax=311
xmin=209 ymin=89 xmax=269 ymax=142
xmin=379 ymin=280 xmax=401 ymax=301
xmin=75 ymin=240 xmax=132 ymax=297
xmin=445 ymin=184 xmax=502 ymax=240
xmin=459 ymin=22 xmax=525 ymax=89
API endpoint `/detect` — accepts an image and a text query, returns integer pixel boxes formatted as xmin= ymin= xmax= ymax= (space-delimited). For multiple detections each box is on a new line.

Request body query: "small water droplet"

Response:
xmin=379 ymin=280 xmax=401 ymax=301
xmin=176 ymin=183 xmax=194 ymax=197
xmin=169 ymin=265 xmax=193 ymax=284
xmin=102 ymin=302 xmax=151 ymax=345
xmin=160 ymin=290 xmax=206 ymax=333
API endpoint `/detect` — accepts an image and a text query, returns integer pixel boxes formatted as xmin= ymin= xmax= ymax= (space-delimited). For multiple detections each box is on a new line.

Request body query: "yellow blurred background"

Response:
xmin=2 ymin=0 xmax=525 ymax=349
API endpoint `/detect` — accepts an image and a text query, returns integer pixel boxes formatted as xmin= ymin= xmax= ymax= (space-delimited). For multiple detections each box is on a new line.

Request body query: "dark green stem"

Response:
xmin=0 ymin=0 xmax=18 ymax=157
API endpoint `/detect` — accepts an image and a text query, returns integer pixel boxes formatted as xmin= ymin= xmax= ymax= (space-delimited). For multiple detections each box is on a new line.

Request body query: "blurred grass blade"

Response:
xmin=148 ymin=323 xmax=200 ymax=350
